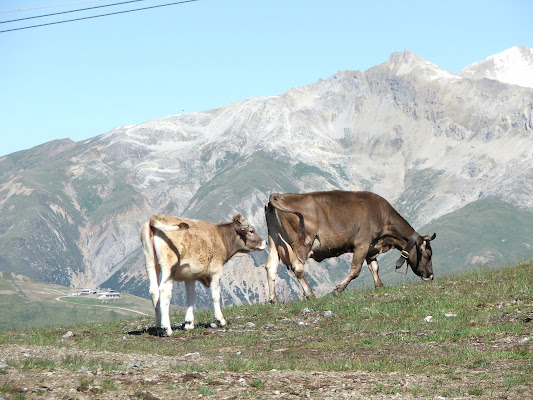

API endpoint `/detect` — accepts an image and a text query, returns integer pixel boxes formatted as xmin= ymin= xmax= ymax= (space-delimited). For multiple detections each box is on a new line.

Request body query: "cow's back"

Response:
xmin=269 ymin=191 xmax=395 ymax=259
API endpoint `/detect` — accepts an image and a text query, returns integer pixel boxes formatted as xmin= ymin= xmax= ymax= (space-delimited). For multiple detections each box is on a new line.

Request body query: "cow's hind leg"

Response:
xmin=184 ymin=280 xmax=196 ymax=331
xmin=210 ymin=271 xmax=226 ymax=327
xmin=293 ymin=258 xmax=315 ymax=299
xmin=333 ymin=247 xmax=366 ymax=295
xmin=366 ymin=257 xmax=384 ymax=289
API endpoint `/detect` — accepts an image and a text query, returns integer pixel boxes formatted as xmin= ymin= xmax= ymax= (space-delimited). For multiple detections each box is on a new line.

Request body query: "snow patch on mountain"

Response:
xmin=460 ymin=46 xmax=533 ymax=88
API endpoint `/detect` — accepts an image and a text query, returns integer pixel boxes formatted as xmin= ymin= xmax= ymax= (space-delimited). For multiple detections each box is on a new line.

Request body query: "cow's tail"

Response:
xmin=149 ymin=215 xmax=190 ymax=231
xmin=268 ymin=195 xmax=306 ymax=243
xmin=140 ymin=221 xmax=160 ymax=308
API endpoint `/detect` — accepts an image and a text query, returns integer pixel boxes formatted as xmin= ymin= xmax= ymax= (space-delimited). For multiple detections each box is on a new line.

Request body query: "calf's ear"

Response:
xmin=233 ymin=213 xmax=245 ymax=224
xmin=428 ymin=233 xmax=436 ymax=241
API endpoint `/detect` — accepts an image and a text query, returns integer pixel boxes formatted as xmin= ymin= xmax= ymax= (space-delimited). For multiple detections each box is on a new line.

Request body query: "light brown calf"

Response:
xmin=141 ymin=214 xmax=266 ymax=336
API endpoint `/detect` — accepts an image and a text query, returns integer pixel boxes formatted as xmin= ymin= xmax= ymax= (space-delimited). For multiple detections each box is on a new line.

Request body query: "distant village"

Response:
xmin=70 ymin=288 xmax=121 ymax=299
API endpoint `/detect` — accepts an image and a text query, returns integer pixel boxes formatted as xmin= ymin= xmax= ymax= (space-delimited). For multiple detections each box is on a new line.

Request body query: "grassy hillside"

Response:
xmin=0 ymin=261 xmax=531 ymax=399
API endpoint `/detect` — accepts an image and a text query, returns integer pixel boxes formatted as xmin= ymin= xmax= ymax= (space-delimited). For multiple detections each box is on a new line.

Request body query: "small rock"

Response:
xmin=266 ymin=323 xmax=275 ymax=329
xmin=346 ymin=323 xmax=356 ymax=328
xmin=445 ymin=313 xmax=457 ymax=318
xmin=0 ymin=359 xmax=8 ymax=370
xmin=324 ymin=310 xmax=333 ymax=317
xmin=298 ymin=321 xmax=306 ymax=326
xmin=245 ymin=322 xmax=255 ymax=328
xmin=380 ymin=332 xmax=388 ymax=338
xmin=424 ymin=316 xmax=433 ymax=323
xmin=180 ymin=352 xmax=200 ymax=360
xmin=209 ymin=323 xmax=217 ymax=328
xmin=303 ymin=308 xmax=313 ymax=314
xmin=62 ymin=331 xmax=74 ymax=339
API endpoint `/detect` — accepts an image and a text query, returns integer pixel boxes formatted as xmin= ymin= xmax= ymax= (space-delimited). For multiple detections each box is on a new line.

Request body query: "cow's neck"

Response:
xmin=217 ymin=223 xmax=242 ymax=261
xmin=387 ymin=212 xmax=417 ymax=250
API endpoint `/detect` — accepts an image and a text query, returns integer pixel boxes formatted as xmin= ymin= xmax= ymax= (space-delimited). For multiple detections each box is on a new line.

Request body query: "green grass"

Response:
xmin=1 ymin=261 xmax=531 ymax=398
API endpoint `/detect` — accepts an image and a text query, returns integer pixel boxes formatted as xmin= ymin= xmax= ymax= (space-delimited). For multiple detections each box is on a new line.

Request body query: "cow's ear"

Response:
xmin=233 ymin=214 xmax=245 ymax=224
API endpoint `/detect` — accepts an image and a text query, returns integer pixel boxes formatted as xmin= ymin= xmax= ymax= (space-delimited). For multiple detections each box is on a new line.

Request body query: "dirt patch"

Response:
xmin=0 ymin=343 xmax=530 ymax=399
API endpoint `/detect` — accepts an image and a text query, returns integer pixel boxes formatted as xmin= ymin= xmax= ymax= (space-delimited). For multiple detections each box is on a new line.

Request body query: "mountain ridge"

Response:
xmin=0 ymin=47 xmax=532 ymax=306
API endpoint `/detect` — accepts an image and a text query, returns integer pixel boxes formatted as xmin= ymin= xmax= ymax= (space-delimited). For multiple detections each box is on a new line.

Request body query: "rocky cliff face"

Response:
xmin=1 ymin=48 xmax=532 ymax=306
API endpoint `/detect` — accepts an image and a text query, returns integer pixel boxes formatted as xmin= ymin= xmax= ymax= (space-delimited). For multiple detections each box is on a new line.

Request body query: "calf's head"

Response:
xmin=409 ymin=233 xmax=436 ymax=281
xmin=232 ymin=214 xmax=267 ymax=253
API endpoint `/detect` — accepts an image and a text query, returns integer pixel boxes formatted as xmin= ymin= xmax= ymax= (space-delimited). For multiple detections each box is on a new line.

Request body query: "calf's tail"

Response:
xmin=149 ymin=215 xmax=190 ymax=231
xmin=140 ymin=221 xmax=160 ymax=308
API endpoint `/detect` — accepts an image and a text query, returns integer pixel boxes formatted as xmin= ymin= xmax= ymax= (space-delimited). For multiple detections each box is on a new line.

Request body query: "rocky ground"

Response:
xmin=0 ymin=341 xmax=530 ymax=400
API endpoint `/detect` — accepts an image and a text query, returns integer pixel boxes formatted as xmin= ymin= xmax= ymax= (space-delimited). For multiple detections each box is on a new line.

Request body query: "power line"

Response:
xmin=1 ymin=0 xmax=147 ymax=24
xmin=0 ymin=0 xmax=112 ymax=14
xmin=0 ymin=0 xmax=199 ymax=33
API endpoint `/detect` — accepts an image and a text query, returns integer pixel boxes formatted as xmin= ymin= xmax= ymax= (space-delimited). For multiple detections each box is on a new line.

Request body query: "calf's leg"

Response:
xmin=210 ymin=271 xmax=226 ymax=327
xmin=184 ymin=280 xmax=196 ymax=331
xmin=264 ymin=239 xmax=280 ymax=303
xmin=158 ymin=273 xmax=174 ymax=336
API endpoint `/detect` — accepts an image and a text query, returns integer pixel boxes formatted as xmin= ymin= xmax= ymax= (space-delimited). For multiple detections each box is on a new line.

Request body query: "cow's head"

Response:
xmin=409 ymin=233 xmax=436 ymax=281
xmin=232 ymin=214 xmax=267 ymax=252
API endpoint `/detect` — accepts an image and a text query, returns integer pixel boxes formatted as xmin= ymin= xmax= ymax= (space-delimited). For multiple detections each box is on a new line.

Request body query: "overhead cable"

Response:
xmin=0 ymin=0 xmax=111 ymax=14
xmin=1 ymin=0 xmax=147 ymax=24
xmin=0 ymin=0 xmax=199 ymax=33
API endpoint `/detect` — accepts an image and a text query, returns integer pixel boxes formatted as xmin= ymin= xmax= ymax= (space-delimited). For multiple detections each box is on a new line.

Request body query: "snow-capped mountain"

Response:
xmin=1 ymin=48 xmax=532 ymax=306
xmin=460 ymin=46 xmax=533 ymax=88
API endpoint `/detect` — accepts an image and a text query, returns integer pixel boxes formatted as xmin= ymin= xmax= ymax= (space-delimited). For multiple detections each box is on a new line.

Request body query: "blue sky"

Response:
xmin=1 ymin=0 xmax=532 ymax=157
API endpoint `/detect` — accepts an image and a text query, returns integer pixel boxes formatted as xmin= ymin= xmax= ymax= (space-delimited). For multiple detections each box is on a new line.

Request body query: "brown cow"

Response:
xmin=141 ymin=213 xmax=267 ymax=336
xmin=264 ymin=190 xmax=435 ymax=302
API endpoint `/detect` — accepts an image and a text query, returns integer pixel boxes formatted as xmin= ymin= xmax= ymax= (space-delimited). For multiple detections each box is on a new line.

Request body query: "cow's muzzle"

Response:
xmin=422 ymin=275 xmax=434 ymax=282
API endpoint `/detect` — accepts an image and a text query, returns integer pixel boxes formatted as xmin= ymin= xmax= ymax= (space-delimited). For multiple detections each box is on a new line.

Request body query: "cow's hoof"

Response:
xmin=158 ymin=327 xmax=172 ymax=337
xmin=216 ymin=319 xmax=227 ymax=327
xmin=332 ymin=287 xmax=342 ymax=296
xmin=184 ymin=321 xmax=194 ymax=331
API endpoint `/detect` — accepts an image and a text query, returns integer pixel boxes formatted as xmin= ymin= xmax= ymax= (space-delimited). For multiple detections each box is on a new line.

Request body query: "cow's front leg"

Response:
xmin=334 ymin=247 xmax=366 ymax=295
xmin=210 ymin=272 xmax=226 ymax=327
xmin=293 ymin=258 xmax=315 ymax=299
xmin=366 ymin=258 xmax=384 ymax=289
xmin=265 ymin=239 xmax=280 ymax=303
xmin=183 ymin=280 xmax=196 ymax=331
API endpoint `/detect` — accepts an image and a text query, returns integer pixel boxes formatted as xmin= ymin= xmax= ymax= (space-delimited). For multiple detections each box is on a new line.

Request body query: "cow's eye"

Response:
xmin=248 ymin=228 xmax=255 ymax=234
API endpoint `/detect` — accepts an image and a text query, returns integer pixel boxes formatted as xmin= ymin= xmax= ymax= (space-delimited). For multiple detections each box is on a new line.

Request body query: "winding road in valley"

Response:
xmin=53 ymin=292 xmax=150 ymax=316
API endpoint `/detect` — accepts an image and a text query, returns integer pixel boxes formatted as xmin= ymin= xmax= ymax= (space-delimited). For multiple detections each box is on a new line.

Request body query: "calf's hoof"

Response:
xmin=158 ymin=327 xmax=172 ymax=337
xmin=216 ymin=319 xmax=227 ymax=327
xmin=332 ymin=287 xmax=343 ymax=296
xmin=184 ymin=321 xmax=195 ymax=331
